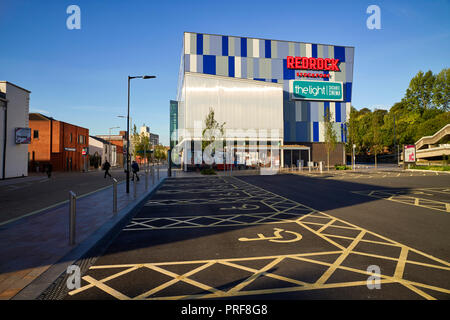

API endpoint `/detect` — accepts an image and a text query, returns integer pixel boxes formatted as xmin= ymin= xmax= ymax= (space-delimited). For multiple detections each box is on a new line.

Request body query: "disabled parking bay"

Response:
xmin=64 ymin=176 xmax=450 ymax=300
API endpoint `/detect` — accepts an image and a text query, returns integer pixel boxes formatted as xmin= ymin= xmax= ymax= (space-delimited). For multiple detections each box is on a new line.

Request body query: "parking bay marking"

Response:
xmin=69 ymin=177 xmax=450 ymax=300
xmin=352 ymin=189 xmax=450 ymax=213
xmin=238 ymin=227 xmax=302 ymax=243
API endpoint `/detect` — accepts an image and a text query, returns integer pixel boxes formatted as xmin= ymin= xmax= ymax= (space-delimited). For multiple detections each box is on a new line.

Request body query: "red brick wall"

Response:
xmin=28 ymin=119 xmax=89 ymax=171
xmin=28 ymin=120 xmax=51 ymax=163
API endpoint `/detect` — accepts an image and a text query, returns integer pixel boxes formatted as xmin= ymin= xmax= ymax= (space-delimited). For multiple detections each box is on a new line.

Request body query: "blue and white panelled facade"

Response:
xmin=175 ymin=32 xmax=354 ymax=166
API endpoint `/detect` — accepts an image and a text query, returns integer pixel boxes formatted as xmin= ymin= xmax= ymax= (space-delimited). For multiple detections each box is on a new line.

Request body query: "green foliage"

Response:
xmin=347 ymin=68 xmax=450 ymax=155
xmin=334 ymin=165 xmax=350 ymax=170
xmin=131 ymin=125 xmax=152 ymax=162
xmin=154 ymin=144 xmax=167 ymax=161
xmin=200 ymin=168 xmax=216 ymax=175
xmin=202 ymin=108 xmax=226 ymax=152
xmin=323 ymin=108 xmax=338 ymax=169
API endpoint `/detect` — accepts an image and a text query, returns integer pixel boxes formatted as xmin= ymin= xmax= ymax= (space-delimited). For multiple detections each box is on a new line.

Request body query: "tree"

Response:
xmin=432 ymin=68 xmax=449 ymax=111
xmin=346 ymin=67 xmax=450 ymax=163
xmin=154 ymin=144 xmax=167 ymax=161
xmin=202 ymin=108 xmax=226 ymax=166
xmin=371 ymin=109 xmax=386 ymax=168
xmin=404 ymin=70 xmax=435 ymax=113
xmin=323 ymin=108 xmax=338 ymax=170
xmin=131 ymin=124 xmax=152 ymax=163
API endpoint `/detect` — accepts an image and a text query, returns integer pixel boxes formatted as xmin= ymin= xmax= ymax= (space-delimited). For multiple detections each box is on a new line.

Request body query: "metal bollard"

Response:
xmin=133 ymin=179 xmax=137 ymax=199
xmin=113 ymin=178 xmax=118 ymax=214
xmin=145 ymin=169 xmax=148 ymax=190
xmin=69 ymin=191 xmax=77 ymax=245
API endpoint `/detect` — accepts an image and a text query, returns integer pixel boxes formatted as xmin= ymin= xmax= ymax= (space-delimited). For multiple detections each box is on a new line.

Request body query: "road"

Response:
xmin=52 ymin=171 xmax=449 ymax=300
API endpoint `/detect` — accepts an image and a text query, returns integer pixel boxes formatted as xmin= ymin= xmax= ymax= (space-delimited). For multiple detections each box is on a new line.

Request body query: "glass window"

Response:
xmin=33 ymin=130 xmax=39 ymax=139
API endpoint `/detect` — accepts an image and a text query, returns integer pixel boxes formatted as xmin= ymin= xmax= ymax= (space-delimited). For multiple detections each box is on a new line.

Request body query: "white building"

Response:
xmin=0 ymin=81 xmax=31 ymax=179
xmin=89 ymin=136 xmax=117 ymax=168
xmin=140 ymin=125 xmax=159 ymax=146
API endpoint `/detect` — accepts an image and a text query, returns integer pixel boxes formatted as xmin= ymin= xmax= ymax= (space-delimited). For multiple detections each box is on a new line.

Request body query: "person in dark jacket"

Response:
xmin=103 ymin=160 xmax=112 ymax=178
xmin=131 ymin=161 xmax=140 ymax=181
xmin=46 ymin=163 xmax=53 ymax=178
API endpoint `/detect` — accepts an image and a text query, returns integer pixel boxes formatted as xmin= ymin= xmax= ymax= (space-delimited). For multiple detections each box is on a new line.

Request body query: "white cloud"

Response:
xmin=30 ymin=108 xmax=50 ymax=114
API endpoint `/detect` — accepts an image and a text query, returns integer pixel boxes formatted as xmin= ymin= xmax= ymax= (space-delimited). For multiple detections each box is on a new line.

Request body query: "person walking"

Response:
xmin=46 ymin=163 xmax=53 ymax=178
xmin=103 ymin=160 xmax=112 ymax=178
xmin=131 ymin=160 xmax=140 ymax=181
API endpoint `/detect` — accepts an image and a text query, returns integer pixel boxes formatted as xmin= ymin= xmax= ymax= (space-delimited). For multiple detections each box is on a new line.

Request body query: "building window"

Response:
xmin=70 ymin=133 xmax=72 ymax=142
xmin=33 ymin=130 xmax=39 ymax=139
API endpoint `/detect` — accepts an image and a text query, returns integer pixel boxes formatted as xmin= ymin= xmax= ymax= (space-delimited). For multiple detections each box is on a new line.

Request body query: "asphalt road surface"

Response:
xmin=62 ymin=172 xmax=450 ymax=300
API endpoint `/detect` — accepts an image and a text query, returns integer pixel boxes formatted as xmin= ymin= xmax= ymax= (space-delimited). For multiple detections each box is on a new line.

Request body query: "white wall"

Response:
xmin=89 ymin=137 xmax=117 ymax=167
xmin=182 ymin=73 xmax=283 ymax=142
xmin=0 ymin=82 xmax=30 ymax=179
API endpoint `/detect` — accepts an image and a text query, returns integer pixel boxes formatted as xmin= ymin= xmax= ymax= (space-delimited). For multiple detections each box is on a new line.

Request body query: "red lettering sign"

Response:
xmin=287 ymin=56 xmax=340 ymax=72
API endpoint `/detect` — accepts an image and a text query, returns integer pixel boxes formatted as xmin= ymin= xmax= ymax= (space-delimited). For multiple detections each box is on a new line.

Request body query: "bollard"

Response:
xmin=133 ymin=179 xmax=137 ymax=199
xmin=113 ymin=178 xmax=118 ymax=214
xmin=145 ymin=169 xmax=148 ymax=190
xmin=157 ymin=166 xmax=160 ymax=180
xmin=319 ymin=161 xmax=323 ymax=174
xmin=69 ymin=191 xmax=77 ymax=245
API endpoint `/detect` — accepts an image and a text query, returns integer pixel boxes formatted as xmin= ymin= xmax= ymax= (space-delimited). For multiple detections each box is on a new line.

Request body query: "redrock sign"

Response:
xmin=286 ymin=56 xmax=340 ymax=72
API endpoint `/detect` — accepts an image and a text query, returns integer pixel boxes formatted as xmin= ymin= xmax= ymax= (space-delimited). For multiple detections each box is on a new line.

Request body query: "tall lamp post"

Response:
xmin=124 ymin=75 xmax=156 ymax=193
xmin=108 ymin=126 xmax=120 ymax=163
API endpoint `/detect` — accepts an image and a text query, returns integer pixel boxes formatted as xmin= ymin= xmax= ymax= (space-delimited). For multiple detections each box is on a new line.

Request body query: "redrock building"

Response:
xmin=172 ymin=32 xmax=354 ymax=168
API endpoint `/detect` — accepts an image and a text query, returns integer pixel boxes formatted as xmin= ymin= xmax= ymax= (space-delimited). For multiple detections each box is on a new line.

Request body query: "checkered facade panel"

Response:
xmin=181 ymin=32 xmax=354 ymax=143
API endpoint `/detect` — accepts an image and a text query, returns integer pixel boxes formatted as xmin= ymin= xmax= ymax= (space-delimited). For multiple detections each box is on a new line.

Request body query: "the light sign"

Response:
xmin=290 ymin=80 xmax=343 ymax=101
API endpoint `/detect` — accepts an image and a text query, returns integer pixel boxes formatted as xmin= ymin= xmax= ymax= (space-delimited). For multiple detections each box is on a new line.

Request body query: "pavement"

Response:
xmin=0 ymin=167 xmax=128 ymax=225
xmin=0 ymin=166 xmax=167 ymax=300
xmin=50 ymin=170 xmax=449 ymax=300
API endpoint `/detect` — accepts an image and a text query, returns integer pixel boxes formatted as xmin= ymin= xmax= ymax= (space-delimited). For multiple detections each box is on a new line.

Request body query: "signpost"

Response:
xmin=15 ymin=128 xmax=31 ymax=144
xmin=290 ymin=80 xmax=343 ymax=101
xmin=404 ymin=145 xmax=416 ymax=169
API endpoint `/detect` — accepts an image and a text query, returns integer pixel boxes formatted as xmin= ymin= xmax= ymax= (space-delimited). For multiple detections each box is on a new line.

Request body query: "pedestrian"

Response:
xmin=103 ymin=160 xmax=112 ymax=178
xmin=131 ymin=160 xmax=140 ymax=181
xmin=46 ymin=163 xmax=53 ymax=178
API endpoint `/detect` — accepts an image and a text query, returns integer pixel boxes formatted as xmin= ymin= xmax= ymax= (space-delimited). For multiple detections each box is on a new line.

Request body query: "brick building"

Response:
xmin=28 ymin=113 xmax=89 ymax=172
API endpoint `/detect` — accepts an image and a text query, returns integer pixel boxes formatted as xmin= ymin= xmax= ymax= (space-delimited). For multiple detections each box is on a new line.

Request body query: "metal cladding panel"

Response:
xmin=184 ymin=73 xmax=283 ymax=140
xmin=179 ymin=32 xmax=355 ymax=143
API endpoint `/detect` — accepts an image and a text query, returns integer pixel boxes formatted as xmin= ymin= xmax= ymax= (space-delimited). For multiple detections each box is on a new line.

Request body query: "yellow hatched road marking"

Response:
xmin=314 ymin=231 xmax=366 ymax=286
xmin=68 ymin=177 xmax=450 ymax=300
xmin=227 ymin=257 xmax=284 ymax=294
xmin=82 ymin=275 xmax=130 ymax=300
xmin=394 ymin=247 xmax=409 ymax=279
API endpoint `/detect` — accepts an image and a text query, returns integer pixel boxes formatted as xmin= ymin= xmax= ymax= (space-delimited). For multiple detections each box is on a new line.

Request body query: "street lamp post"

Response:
xmin=125 ymin=75 xmax=156 ymax=193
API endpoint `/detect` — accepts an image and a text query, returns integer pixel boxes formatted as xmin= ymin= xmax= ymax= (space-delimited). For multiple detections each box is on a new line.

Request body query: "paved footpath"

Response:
xmin=0 ymin=168 xmax=167 ymax=300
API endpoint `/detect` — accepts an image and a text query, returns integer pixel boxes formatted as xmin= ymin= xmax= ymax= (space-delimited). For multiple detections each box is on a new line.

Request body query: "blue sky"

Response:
xmin=0 ymin=0 xmax=449 ymax=145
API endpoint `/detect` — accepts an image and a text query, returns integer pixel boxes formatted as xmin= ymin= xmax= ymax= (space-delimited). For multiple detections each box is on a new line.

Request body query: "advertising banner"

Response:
xmin=404 ymin=145 xmax=416 ymax=163
xmin=290 ymin=80 xmax=343 ymax=101
xmin=15 ymin=128 xmax=31 ymax=144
